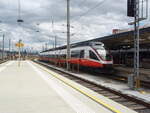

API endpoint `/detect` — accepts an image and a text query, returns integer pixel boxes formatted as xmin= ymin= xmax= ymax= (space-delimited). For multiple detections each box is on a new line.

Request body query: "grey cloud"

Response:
xmin=0 ymin=0 xmax=149 ymax=51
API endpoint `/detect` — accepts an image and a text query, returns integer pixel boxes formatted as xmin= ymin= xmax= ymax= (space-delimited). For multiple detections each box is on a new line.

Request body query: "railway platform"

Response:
xmin=0 ymin=60 xmax=137 ymax=113
xmin=114 ymin=65 xmax=150 ymax=82
xmin=35 ymin=61 xmax=150 ymax=105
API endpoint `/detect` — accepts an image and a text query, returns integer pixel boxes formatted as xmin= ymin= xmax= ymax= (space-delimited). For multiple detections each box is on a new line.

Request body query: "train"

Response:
xmin=39 ymin=42 xmax=113 ymax=70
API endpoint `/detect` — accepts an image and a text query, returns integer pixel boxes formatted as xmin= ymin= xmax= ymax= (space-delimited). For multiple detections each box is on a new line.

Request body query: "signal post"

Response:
xmin=127 ymin=0 xmax=148 ymax=89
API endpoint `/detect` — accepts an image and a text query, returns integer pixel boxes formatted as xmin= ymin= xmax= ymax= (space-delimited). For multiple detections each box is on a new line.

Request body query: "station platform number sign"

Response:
xmin=15 ymin=43 xmax=24 ymax=47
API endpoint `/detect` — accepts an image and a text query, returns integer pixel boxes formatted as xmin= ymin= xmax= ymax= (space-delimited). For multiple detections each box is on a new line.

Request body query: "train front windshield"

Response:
xmin=96 ymin=47 xmax=112 ymax=61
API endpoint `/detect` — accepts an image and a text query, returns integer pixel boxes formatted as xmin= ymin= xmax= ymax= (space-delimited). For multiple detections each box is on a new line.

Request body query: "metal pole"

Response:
xmin=53 ymin=42 xmax=55 ymax=49
xmin=141 ymin=0 xmax=144 ymax=18
xmin=19 ymin=46 xmax=20 ymax=66
xmin=55 ymin=35 xmax=57 ymax=49
xmin=67 ymin=0 xmax=71 ymax=71
xmin=2 ymin=34 xmax=4 ymax=60
xmin=134 ymin=0 xmax=140 ymax=89
xmin=146 ymin=0 xmax=148 ymax=19
xmin=54 ymin=35 xmax=57 ymax=66
xmin=45 ymin=43 xmax=47 ymax=50
xmin=9 ymin=38 xmax=11 ymax=60
xmin=18 ymin=40 xmax=21 ymax=67
xmin=55 ymin=35 xmax=56 ymax=54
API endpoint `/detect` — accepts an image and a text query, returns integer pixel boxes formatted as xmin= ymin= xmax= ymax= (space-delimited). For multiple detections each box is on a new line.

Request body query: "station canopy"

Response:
xmin=74 ymin=25 xmax=150 ymax=50
xmin=98 ymin=26 xmax=150 ymax=50
xmin=72 ymin=25 xmax=150 ymax=50
xmin=43 ymin=25 xmax=150 ymax=52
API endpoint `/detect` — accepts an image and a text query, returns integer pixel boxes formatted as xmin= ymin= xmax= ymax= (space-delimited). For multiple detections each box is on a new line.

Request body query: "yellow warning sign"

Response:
xmin=15 ymin=43 xmax=24 ymax=47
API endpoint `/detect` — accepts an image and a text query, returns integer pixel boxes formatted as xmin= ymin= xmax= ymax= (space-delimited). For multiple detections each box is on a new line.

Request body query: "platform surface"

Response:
xmin=0 ymin=61 xmax=137 ymax=113
xmin=114 ymin=65 xmax=150 ymax=82
xmin=42 ymin=61 xmax=150 ymax=104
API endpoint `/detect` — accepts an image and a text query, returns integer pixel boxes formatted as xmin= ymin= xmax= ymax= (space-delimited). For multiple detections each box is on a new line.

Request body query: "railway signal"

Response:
xmin=127 ymin=0 xmax=135 ymax=17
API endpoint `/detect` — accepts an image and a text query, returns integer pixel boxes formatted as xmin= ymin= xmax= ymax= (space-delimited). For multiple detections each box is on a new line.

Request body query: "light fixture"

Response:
xmin=17 ymin=19 xmax=24 ymax=23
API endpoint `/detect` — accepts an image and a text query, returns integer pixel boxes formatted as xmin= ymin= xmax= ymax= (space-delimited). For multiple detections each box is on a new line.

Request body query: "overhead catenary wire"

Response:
xmin=72 ymin=0 xmax=108 ymax=22
xmin=18 ymin=0 xmax=21 ymax=20
xmin=78 ymin=0 xmax=88 ymax=7
xmin=70 ymin=0 xmax=109 ymax=39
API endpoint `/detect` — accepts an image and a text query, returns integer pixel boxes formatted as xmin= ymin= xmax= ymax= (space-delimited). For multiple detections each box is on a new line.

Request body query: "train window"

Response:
xmin=80 ymin=50 xmax=84 ymax=58
xmin=71 ymin=50 xmax=84 ymax=58
xmin=89 ymin=50 xmax=99 ymax=60
xmin=71 ymin=50 xmax=80 ymax=58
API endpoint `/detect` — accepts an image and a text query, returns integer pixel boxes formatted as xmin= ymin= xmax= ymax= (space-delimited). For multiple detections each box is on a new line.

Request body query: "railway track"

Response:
xmin=0 ymin=60 xmax=8 ymax=64
xmin=95 ymin=72 xmax=150 ymax=89
xmin=35 ymin=60 xmax=150 ymax=113
xmin=75 ymin=66 xmax=150 ymax=89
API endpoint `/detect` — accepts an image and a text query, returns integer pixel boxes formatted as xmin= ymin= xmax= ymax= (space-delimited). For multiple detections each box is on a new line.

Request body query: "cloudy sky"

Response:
xmin=0 ymin=0 xmax=150 ymax=52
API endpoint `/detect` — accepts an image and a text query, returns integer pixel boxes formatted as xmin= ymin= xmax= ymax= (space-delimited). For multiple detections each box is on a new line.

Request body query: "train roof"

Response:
xmin=41 ymin=43 xmax=92 ymax=53
xmin=41 ymin=25 xmax=150 ymax=53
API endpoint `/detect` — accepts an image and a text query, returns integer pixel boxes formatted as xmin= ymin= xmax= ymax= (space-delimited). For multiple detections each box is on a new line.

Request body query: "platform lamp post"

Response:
xmin=17 ymin=18 xmax=24 ymax=66
xmin=17 ymin=0 xmax=24 ymax=66
xmin=9 ymin=38 xmax=11 ymax=60
xmin=127 ymin=0 xmax=148 ymax=89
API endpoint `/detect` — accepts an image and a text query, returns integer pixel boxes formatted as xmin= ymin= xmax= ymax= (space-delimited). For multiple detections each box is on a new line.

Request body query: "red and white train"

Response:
xmin=39 ymin=42 xmax=113 ymax=69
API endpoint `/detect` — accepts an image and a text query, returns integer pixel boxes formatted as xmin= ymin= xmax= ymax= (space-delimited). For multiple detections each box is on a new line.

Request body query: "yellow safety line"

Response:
xmin=34 ymin=62 xmax=122 ymax=113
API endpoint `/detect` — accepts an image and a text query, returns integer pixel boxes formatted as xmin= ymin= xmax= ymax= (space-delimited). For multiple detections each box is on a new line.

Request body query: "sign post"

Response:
xmin=15 ymin=40 xmax=24 ymax=67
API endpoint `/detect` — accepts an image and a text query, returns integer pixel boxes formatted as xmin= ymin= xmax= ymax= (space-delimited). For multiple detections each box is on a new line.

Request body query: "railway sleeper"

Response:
xmin=82 ymin=84 xmax=96 ymax=88
xmin=66 ymin=76 xmax=75 ymax=80
xmin=73 ymin=79 xmax=83 ymax=82
xmin=119 ymin=101 xmax=138 ymax=106
xmin=90 ymin=86 xmax=104 ymax=90
xmin=97 ymin=90 xmax=111 ymax=94
xmin=112 ymin=97 xmax=127 ymax=102
xmin=108 ymin=95 xmax=121 ymax=99
xmin=136 ymin=108 xmax=150 ymax=113
xmin=92 ymin=87 xmax=104 ymax=91
xmin=102 ymin=93 xmax=119 ymax=97
xmin=128 ymin=104 xmax=147 ymax=111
